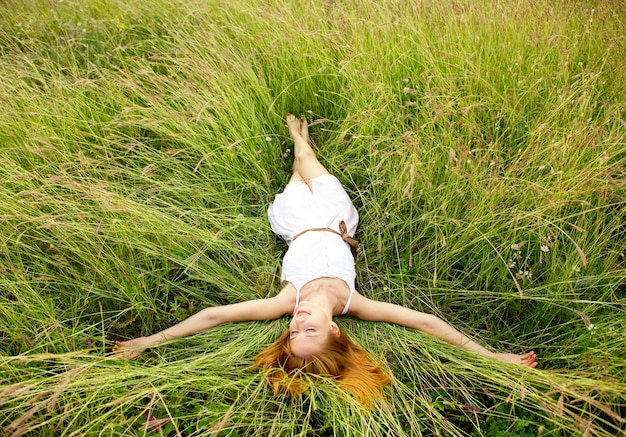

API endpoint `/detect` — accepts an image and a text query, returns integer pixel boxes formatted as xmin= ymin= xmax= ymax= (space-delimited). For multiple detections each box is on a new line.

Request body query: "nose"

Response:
xmin=290 ymin=314 xmax=305 ymax=327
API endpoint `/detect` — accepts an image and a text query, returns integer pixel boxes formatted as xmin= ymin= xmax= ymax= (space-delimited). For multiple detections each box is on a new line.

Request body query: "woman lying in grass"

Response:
xmin=113 ymin=114 xmax=537 ymax=404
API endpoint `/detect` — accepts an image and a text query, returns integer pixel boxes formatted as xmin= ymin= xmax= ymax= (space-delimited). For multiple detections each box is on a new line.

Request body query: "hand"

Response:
xmin=493 ymin=351 xmax=538 ymax=368
xmin=111 ymin=337 xmax=150 ymax=360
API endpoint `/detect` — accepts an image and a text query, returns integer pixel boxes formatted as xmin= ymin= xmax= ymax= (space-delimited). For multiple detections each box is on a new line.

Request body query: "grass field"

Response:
xmin=1 ymin=0 xmax=625 ymax=435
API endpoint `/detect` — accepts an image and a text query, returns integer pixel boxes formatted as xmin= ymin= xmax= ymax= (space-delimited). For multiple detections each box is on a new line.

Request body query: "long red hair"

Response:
xmin=254 ymin=328 xmax=390 ymax=407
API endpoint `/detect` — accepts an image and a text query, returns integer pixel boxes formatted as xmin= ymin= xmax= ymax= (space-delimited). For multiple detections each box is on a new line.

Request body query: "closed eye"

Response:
xmin=290 ymin=328 xmax=316 ymax=339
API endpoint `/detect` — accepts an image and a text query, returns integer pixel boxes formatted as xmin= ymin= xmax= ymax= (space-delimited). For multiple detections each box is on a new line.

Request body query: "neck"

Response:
xmin=302 ymin=286 xmax=340 ymax=316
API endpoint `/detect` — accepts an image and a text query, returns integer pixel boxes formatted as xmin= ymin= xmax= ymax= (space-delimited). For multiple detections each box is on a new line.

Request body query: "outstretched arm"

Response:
xmin=112 ymin=296 xmax=291 ymax=359
xmin=350 ymin=295 xmax=537 ymax=367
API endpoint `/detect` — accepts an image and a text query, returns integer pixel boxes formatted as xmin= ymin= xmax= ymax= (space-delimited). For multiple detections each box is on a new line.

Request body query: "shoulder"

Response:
xmin=346 ymin=293 xmax=403 ymax=322
xmin=273 ymin=283 xmax=297 ymax=316
xmin=343 ymin=291 xmax=373 ymax=317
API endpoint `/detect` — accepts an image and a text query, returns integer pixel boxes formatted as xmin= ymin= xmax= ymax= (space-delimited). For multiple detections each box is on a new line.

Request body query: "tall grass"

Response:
xmin=1 ymin=0 xmax=624 ymax=435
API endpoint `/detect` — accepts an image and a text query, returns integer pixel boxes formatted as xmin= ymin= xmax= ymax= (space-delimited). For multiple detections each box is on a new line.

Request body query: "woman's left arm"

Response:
xmin=350 ymin=295 xmax=496 ymax=357
xmin=351 ymin=295 xmax=539 ymax=367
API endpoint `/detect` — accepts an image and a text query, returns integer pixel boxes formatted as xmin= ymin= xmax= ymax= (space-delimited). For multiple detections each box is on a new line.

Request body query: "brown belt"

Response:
xmin=291 ymin=220 xmax=358 ymax=259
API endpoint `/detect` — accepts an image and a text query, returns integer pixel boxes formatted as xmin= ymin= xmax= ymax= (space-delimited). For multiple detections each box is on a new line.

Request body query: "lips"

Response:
xmin=296 ymin=310 xmax=310 ymax=316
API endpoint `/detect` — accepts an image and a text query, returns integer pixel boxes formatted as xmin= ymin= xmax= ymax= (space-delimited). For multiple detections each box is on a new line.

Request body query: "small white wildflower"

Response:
xmin=265 ymin=136 xmax=272 ymax=142
xmin=282 ymin=153 xmax=288 ymax=158
xmin=540 ymin=245 xmax=550 ymax=253
xmin=550 ymin=167 xmax=563 ymax=175
xmin=587 ymin=323 xmax=595 ymax=331
xmin=511 ymin=243 xmax=519 ymax=250
xmin=599 ymin=152 xmax=609 ymax=165
xmin=572 ymin=265 xmax=581 ymax=273
xmin=507 ymin=260 xmax=516 ymax=268
xmin=403 ymin=77 xmax=409 ymax=83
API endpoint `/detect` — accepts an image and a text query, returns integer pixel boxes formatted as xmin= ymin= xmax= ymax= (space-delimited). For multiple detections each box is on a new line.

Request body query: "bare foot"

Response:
xmin=112 ymin=338 xmax=150 ymax=360
xmin=493 ymin=351 xmax=538 ymax=368
xmin=300 ymin=116 xmax=310 ymax=143
xmin=286 ymin=113 xmax=302 ymax=141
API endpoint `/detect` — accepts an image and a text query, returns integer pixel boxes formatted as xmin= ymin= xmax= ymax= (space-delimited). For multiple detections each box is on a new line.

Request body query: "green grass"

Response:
xmin=1 ymin=0 xmax=625 ymax=435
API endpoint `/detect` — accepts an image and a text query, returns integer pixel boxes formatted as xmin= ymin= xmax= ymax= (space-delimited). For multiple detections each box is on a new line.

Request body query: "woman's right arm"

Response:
xmin=112 ymin=296 xmax=291 ymax=359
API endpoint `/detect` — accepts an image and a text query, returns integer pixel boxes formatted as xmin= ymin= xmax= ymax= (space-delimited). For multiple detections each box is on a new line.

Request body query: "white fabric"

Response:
xmin=268 ymin=174 xmax=359 ymax=314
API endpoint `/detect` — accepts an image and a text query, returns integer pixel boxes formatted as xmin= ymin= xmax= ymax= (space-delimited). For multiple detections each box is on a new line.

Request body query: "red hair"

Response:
xmin=254 ymin=329 xmax=390 ymax=407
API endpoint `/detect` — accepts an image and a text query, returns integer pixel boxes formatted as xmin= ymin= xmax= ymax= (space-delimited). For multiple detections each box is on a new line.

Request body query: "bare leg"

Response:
xmin=286 ymin=114 xmax=329 ymax=189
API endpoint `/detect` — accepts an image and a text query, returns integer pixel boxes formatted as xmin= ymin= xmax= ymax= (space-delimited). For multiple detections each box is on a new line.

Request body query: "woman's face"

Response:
xmin=288 ymin=301 xmax=340 ymax=357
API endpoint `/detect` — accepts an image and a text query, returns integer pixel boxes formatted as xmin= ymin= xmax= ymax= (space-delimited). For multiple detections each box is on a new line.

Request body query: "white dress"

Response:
xmin=267 ymin=174 xmax=359 ymax=304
